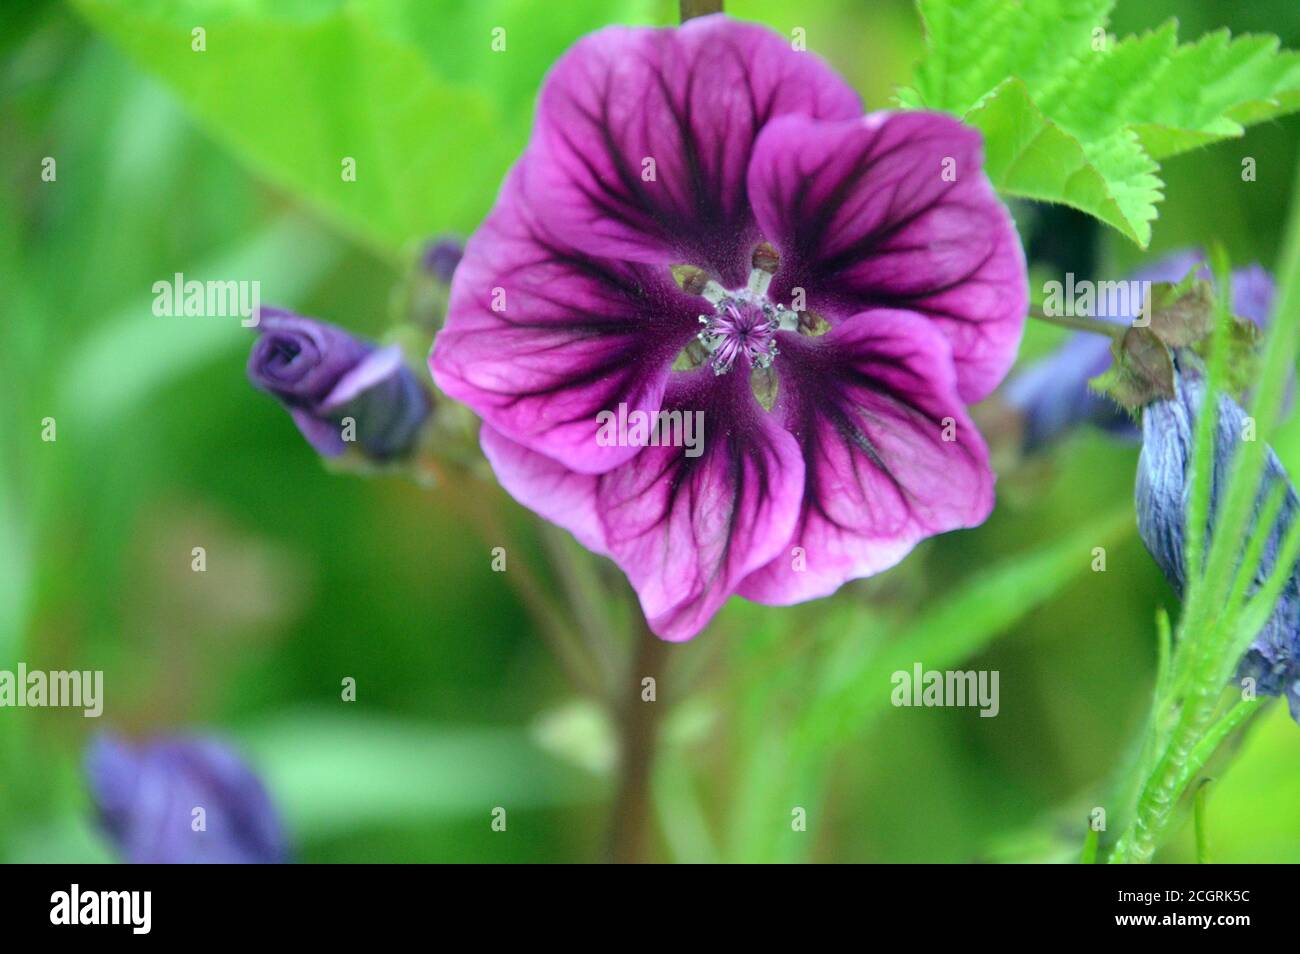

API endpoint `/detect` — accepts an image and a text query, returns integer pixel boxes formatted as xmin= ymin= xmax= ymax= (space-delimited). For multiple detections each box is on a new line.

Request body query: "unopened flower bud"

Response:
xmin=1136 ymin=363 xmax=1300 ymax=717
xmin=247 ymin=308 xmax=432 ymax=461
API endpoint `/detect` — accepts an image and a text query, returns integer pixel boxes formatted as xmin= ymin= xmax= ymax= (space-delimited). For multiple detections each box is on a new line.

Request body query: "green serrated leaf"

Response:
xmin=908 ymin=0 xmax=1115 ymax=115
xmin=963 ymin=78 xmax=1158 ymax=245
xmin=901 ymin=0 xmax=1300 ymax=246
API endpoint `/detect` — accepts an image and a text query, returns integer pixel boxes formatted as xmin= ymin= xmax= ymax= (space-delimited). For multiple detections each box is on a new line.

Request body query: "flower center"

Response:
xmin=698 ymin=291 xmax=785 ymax=376
xmin=673 ymin=243 xmax=805 ymax=379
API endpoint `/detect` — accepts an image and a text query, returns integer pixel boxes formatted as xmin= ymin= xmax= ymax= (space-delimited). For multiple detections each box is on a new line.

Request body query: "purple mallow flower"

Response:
xmin=1006 ymin=251 xmax=1275 ymax=450
xmin=248 ymin=308 xmax=431 ymax=461
xmin=431 ymin=15 xmax=1027 ymax=640
xmin=1136 ymin=362 xmax=1300 ymax=717
xmin=86 ymin=733 xmax=288 ymax=864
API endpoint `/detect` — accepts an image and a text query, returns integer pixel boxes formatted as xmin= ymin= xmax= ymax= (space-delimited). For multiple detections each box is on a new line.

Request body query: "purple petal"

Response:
xmin=595 ymin=371 xmax=804 ymax=641
xmin=326 ymin=353 xmax=433 ymax=461
xmin=289 ymin=407 xmax=348 ymax=457
xmin=480 ymin=374 xmax=805 ymax=641
xmin=748 ymin=112 xmax=1027 ymax=402
xmin=480 ymin=424 xmax=608 ymax=557
xmin=524 ymin=14 xmax=861 ymax=280
xmin=321 ymin=346 xmax=406 ymax=410
xmin=738 ymin=311 xmax=995 ymax=604
xmin=431 ymin=167 xmax=697 ymax=474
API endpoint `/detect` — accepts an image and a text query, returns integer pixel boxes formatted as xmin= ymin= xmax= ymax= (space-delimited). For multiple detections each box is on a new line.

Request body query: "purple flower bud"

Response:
xmin=85 ymin=733 xmax=288 ymax=864
xmin=1135 ymin=364 xmax=1300 ymax=717
xmin=1006 ymin=252 xmax=1276 ymax=451
xmin=248 ymin=308 xmax=431 ymax=460
xmin=420 ymin=237 xmax=463 ymax=285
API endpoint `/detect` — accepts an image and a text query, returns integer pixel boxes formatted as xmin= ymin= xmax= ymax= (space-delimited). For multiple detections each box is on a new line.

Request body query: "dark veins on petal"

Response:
xmin=551 ymin=39 xmax=798 ymax=283
xmin=487 ymin=223 xmax=698 ymax=429
xmin=778 ymin=131 xmax=986 ymax=319
xmin=601 ymin=371 xmax=786 ymax=587
xmin=779 ymin=332 xmax=979 ymax=533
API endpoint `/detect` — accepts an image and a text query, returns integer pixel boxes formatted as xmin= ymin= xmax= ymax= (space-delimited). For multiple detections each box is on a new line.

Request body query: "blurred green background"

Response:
xmin=3 ymin=0 xmax=1300 ymax=863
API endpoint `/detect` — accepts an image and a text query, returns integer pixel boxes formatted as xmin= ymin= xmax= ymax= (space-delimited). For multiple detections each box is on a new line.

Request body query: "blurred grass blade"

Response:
xmin=801 ymin=507 xmax=1134 ymax=749
xmin=57 ymin=214 xmax=341 ymax=431
xmin=1080 ymin=823 xmax=1100 ymax=864
xmin=240 ymin=710 xmax=596 ymax=838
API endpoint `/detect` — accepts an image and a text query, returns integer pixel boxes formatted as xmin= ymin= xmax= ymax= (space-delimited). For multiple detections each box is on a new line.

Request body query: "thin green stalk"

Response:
xmin=1222 ymin=513 xmax=1300 ymax=675
xmin=1028 ymin=307 xmax=1126 ymax=339
xmin=1080 ymin=825 xmax=1101 ymax=864
xmin=679 ymin=0 xmax=723 ymax=20
xmin=1170 ymin=248 xmax=1232 ymax=695
xmin=1194 ymin=780 xmax=1212 ymax=864
xmin=539 ymin=525 xmax=623 ymax=694
xmin=1222 ymin=483 xmax=1287 ymax=622
xmin=1171 ymin=699 xmax=1261 ymax=799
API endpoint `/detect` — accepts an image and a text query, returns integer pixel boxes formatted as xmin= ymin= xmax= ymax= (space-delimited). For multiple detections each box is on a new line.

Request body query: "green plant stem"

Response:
xmin=538 ymin=525 xmax=622 ymax=694
xmin=1194 ymin=779 xmax=1212 ymax=864
xmin=441 ymin=471 xmax=602 ymax=697
xmin=608 ymin=607 xmax=670 ymax=863
xmin=680 ymin=0 xmax=723 ymax=19
xmin=1028 ymin=307 xmax=1126 ymax=339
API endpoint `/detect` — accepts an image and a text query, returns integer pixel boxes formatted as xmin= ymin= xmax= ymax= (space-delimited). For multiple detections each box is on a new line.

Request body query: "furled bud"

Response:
xmin=1136 ymin=363 xmax=1300 ymax=717
xmin=247 ymin=308 xmax=432 ymax=461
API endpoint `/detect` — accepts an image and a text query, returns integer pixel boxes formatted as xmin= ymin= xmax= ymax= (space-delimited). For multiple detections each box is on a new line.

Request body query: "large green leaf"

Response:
xmin=964 ymin=78 xmax=1160 ymax=248
xmin=899 ymin=0 xmax=1300 ymax=246
xmin=56 ymin=213 xmax=342 ymax=430
xmin=72 ymin=0 xmax=661 ymax=259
